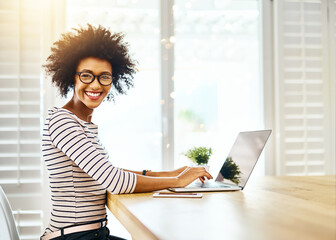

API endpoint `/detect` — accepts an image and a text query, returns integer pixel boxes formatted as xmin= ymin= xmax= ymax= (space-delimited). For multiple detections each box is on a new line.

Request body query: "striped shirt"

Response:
xmin=41 ymin=107 xmax=137 ymax=236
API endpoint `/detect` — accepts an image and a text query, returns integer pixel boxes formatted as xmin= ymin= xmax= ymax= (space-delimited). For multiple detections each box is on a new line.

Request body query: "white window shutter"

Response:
xmin=0 ymin=0 xmax=44 ymax=239
xmin=273 ymin=0 xmax=335 ymax=175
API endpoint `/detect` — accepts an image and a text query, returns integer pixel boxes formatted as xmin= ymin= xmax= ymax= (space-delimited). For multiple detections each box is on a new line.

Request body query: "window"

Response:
xmin=173 ymin=0 xmax=263 ymax=173
xmin=64 ymin=0 xmax=264 ymax=176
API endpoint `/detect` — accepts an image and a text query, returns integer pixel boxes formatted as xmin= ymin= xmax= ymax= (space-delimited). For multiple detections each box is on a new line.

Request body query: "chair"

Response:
xmin=0 ymin=186 xmax=20 ymax=240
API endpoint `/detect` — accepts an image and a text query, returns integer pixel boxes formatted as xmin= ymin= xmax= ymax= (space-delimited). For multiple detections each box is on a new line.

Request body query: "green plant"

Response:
xmin=184 ymin=146 xmax=212 ymax=165
xmin=220 ymin=157 xmax=242 ymax=185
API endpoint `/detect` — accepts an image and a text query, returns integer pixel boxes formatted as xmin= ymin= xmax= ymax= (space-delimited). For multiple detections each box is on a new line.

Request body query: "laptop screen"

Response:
xmin=215 ymin=130 xmax=271 ymax=189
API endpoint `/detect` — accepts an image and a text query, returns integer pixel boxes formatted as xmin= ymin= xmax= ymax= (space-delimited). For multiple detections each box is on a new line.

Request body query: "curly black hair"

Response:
xmin=43 ymin=24 xmax=137 ymax=101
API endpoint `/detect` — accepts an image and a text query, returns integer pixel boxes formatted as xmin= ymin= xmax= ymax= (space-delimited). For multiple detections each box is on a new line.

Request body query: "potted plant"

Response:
xmin=184 ymin=146 xmax=212 ymax=170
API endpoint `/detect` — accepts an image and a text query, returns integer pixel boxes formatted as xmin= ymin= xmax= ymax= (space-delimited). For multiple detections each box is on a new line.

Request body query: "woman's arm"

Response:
xmin=123 ymin=166 xmax=188 ymax=177
xmin=47 ymin=110 xmax=136 ymax=194
xmin=133 ymin=167 xmax=212 ymax=193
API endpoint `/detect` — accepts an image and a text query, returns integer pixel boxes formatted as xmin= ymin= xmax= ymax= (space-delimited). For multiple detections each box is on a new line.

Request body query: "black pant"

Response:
xmin=49 ymin=226 xmax=126 ymax=240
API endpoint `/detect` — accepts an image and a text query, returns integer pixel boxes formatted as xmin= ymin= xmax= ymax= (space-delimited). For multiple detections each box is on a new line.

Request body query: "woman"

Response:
xmin=41 ymin=25 xmax=212 ymax=240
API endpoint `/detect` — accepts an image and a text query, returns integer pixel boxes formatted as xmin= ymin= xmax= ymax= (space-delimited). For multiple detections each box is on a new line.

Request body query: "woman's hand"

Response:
xmin=176 ymin=167 xmax=213 ymax=188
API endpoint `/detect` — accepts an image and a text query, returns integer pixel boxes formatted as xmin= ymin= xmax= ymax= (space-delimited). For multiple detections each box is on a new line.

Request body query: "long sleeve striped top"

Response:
xmin=41 ymin=107 xmax=137 ymax=236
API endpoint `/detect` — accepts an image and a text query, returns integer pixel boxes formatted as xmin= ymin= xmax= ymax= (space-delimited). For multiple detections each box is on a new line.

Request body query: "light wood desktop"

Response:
xmin=106 ymin=176 xmax=335 ymax=240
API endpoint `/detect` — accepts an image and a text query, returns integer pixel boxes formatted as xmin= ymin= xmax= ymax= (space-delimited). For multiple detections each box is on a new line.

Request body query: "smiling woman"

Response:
xmin=41 ymin=24 xmax=212 ymax=240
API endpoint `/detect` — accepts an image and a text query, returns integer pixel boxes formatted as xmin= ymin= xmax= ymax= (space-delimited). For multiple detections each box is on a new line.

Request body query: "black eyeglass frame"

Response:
xmin=75 ymin=72 xmax=113 ymax=86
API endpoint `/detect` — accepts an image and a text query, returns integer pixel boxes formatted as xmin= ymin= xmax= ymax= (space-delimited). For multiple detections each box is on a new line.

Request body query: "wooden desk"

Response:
xmin=106 ymin=176 xmax=335 ymax=240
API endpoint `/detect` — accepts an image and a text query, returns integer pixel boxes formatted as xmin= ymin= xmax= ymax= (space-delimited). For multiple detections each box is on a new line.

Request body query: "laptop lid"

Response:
xmin=215 ymin=130 xmax=272 ymax=189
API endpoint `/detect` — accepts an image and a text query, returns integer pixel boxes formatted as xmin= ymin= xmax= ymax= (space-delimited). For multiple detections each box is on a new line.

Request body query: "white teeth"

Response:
xmin=86 ymin=92 xmax=101 ymax=97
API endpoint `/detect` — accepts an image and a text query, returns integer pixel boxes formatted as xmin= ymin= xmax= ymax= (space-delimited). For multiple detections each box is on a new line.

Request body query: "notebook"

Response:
xmin=169 ymin=130 xmax=272 ymax=192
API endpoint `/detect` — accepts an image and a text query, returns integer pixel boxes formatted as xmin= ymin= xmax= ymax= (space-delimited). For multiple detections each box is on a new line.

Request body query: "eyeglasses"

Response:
xmin=75 ymin=72 xmax=113 ymax=86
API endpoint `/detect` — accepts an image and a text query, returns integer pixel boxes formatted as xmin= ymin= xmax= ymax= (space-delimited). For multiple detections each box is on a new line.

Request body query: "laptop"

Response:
xmin=169 ymin=130 xmax=272 ymax=192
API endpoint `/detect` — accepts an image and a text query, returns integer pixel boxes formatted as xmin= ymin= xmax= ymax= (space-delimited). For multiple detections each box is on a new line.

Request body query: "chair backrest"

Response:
xmin=0 ymin=186 xmax=20 ymax=240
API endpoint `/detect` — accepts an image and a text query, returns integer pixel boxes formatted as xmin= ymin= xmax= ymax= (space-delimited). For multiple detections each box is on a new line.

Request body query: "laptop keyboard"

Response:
xmin=193 ymin=181 xmax=230 ymax=188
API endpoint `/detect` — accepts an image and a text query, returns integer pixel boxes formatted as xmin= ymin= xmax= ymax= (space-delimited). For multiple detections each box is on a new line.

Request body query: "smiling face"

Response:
xmin=64 ymin=57 xmax=113 ymax=122
xmin=73 ymin=56 xmax=112 ymax=109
